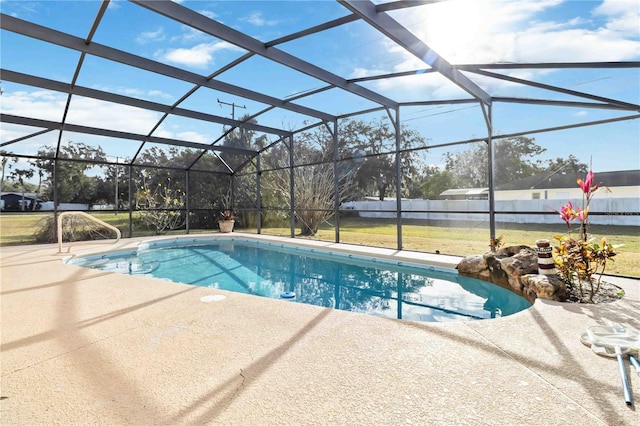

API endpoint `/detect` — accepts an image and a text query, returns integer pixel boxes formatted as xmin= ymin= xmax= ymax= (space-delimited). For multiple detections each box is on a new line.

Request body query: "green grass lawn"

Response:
xmin=263 ymin=218 xmax=640 ymax=277
xmin=2 ymin=213 xmax=638 ymax=277
xmin=0 ymin=213 xmax=52 ymax=245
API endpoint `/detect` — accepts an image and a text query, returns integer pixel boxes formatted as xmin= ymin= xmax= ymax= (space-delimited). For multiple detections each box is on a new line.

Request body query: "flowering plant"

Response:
xmin=219 ymin=209 xmax=235 ymax=221
xmin=135 ymin=176 xmax=186 ymax=234
xmin=551 ymin=171 xmax=620 ymax=302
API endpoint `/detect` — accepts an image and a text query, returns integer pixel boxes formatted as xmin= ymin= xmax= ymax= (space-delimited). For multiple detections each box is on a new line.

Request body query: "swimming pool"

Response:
xmin=68 ymin=237 xmax=531 ymax=323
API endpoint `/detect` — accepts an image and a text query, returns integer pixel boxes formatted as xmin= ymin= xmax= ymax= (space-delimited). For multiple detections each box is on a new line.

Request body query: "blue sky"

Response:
xmin=1 ymin=0 xmax=639 ymax=175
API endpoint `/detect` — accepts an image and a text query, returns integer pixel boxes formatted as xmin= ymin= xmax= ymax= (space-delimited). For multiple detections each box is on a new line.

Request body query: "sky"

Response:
xmin=0 ymin=0 xmax=639 ymax=178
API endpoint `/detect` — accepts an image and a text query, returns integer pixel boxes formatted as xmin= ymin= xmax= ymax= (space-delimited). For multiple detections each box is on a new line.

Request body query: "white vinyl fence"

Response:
xmin=342 ymin=198 xmax=640 ymax=226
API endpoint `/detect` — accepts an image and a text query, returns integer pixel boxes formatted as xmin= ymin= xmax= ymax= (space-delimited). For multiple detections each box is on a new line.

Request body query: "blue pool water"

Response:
xmin=68 ymin=237 xmax=531 ymax=323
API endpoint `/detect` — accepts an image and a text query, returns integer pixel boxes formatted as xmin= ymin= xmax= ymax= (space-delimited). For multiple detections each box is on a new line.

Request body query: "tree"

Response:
xmin=0 ymin=155 xmax=38 ymax=196
xmin=257 ymin=143 xmax=292 ymax=228
xmin=8 ymin=167 xmax=35 ymax=210
xmin=131 ymin=146 xmax=186 ymax=207
xmin=1 ymin=152 xmax=40 ymax=209
xmin=31 ymin=169 xmax=44 ymax=210
xmin=418 ymin=166 xmax=457 ymax=199
xmin=135 ymin=172 xmax=186 ymax=233
xmin=261 ymin=118 xmax=427 ymax=234
xmin=31 ymin=142 xmax=107 ymax=206
xmin=221 ymin=114 xmax=268 ymax=160
xmin=187 ymin=164 xmax=230 ymax=210
xmin=0 ymin=151 xmax=11 ymax=192
xmin=220 ymin=115 xmax=268 ymax=218
xmin=95 ymin=163 xmax=129 ymax=208
xmin=494 ymin=137 xmax=546 ymax=185
xmin=262 ymin=126 xmax=363 ymax=235
xmin=445 ymin=136 xmax=546 ymax=188
xmin=338 ymin=119 xmax=425 ymax=200
xmin=544 ymin=155 xmax=588 ymax=175
xmin=265 ymin=143 xmax=360 ymax=235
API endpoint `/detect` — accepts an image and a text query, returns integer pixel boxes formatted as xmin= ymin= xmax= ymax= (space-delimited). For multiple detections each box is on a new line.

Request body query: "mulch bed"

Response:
xmin=564 ymin=279 xmax=625 ymax=303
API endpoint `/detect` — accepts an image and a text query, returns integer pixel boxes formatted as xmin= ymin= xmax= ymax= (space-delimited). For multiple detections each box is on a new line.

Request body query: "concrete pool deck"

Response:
xmin=1 ymin=233 xmax=639 ymax=425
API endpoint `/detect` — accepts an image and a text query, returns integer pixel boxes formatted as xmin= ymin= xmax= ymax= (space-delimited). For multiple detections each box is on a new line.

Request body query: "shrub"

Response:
xmin=135 ymin=178 xmax=186 ymax=234
xmin=33 ymin=215 xmax=115 ymax=243
xmin=551 ymin=171 xmax=621 ymax=302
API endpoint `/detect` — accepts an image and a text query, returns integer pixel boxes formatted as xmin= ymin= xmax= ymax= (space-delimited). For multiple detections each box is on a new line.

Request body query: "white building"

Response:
xmin=494 ymin=170 xmax=639 ymax=200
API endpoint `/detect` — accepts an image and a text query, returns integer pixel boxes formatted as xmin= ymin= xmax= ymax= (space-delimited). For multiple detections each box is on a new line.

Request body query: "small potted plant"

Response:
xmin=218 ymin=209 xmax=235 ymax=233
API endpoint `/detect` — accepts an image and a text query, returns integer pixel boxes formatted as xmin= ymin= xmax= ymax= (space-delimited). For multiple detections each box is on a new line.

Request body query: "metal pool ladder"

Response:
xmin=57 ymin=211 xmax=122 ymax=253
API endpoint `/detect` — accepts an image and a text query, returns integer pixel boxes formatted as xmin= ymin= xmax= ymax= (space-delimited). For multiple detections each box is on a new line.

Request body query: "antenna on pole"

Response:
xmin=217 ymin=98 xmax=246 ymax=121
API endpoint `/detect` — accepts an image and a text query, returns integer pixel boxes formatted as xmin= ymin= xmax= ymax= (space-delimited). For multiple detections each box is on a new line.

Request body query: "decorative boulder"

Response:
xmin=521 ymin=274 xmax=567 ymax=301
xmin=457 ymin=245 xmax=567 ymax=303
xmin=456 ymin=254 xmax=486 ymax=274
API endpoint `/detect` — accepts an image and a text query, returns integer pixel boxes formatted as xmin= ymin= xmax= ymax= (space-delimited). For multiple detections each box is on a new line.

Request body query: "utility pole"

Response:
xmin=217 ymin=98 xmax=246 ymax=120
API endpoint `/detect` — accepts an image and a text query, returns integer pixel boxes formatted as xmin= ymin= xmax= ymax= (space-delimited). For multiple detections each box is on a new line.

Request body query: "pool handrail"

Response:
xmin=57 ymin=211 xmax=122 ymax=253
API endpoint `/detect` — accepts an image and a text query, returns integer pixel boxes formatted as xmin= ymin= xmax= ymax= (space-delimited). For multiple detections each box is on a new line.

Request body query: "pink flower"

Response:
xmin=577 ymin=170 xmax=594 ymax=194
xmin=558 ymin=202 xmax=576 ymax=227
xmin=575 ymin=206 xmax=588 ymax=223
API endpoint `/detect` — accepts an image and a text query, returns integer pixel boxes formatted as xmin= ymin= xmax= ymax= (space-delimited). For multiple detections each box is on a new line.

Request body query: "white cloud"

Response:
xmin=247 ymin=12 xmax=266 ymax=26
xmin=198 ymin=10 xmax=218 ymax=20
xmin=0 ymin=89 xmax=210 ymax=150
xmin=165 ymin=11 xmax=219 ymax=44
xmin=2 ymin=0 xmax=40 ymax=17
xmin=406 ymin=0 xmax=638 ymax=64
xmin=0 ymin=91 xmax=61 ymax=155
xmin=594 ymin=0 xmax=639 ymax=16
xmin=242 ymin=11 xmax=278 ymax=27
xmin=151 ymin=128 xmax=174 ymax=139
xmin=136 ymin=27 xmax=165 ymax=44
xmin=573 ymin=111 xmax=588 ymax=117
xmin=593 ymin=0 xmax=640 ymax=36
xmin=118 ymin=87 xmax=145 ymax=97
xmin=147 ymin=90 xmax=173 ymax=100
xmin=0 ymin=90 xmax=66 ymax=122
xmin=66 ymin=97 xmax=161 ymax=134
xmin=157 ymin=41 xmax=243 ymax=68
xmin=351 ymin=67 xmax=386 ymax=79
xmin=372 ymin=0 xmax=640 ymax=64
xmin=355 ymin=0 xmax=639 ymax=95
xmin=170 ymin=27 xmax=209 ymax=44
xmin=510 ymin=26 xmax=639 ymax=62
xmin=176 ymin=131 xmax=209 ymax=144
xmin=91 ymin=85 xmax=173 ymax=101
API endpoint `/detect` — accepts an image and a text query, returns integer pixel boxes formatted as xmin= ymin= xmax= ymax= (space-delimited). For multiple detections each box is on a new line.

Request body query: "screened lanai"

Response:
xmin=1 ymin=0 xmax=639 ymax=275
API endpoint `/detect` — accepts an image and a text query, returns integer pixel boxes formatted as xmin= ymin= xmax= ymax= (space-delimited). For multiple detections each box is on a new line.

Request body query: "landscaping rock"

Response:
xmin=457 ymin=245 xmax=567 ymax=303
xmin=455 ymin=254 xmax=486 ymax=274
xmin=521 ymin=274 xmax=567 ymax=301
